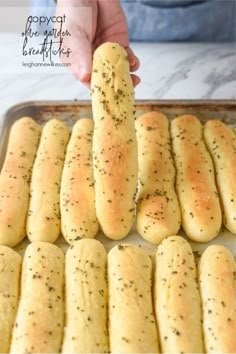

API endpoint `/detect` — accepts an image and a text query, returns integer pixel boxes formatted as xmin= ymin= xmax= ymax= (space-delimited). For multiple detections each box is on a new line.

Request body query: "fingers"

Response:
xmin=126 ymin=47 xmax=140 ymax=72
xmin=69 ymin=43 xmax=141 ymax=88
xmin=131 ymin=74 xmax=141 ymax=87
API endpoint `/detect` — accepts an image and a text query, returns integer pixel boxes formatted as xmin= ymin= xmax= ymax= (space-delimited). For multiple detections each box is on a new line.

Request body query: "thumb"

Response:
xmin=68 ymin=29 xmax=92 ymax=83
xmin=56 ymin=4 xmax=94 ymax=84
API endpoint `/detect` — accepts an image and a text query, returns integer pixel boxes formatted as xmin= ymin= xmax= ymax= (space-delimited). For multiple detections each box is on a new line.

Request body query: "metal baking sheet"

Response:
xmin=0 ymin=100 xmax=236 ymax=258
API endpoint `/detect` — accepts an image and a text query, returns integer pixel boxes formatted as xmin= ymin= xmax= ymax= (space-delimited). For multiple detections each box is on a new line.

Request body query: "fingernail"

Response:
xmin=81 ymin=72 xmax=91 ymax=82
xmin=135 ymin=78 xmax=141 ymax=86
xmin=79 ymin=67 xmax=91 ymax=82
xmin=130 ymin=57 xmax=136 ymax=66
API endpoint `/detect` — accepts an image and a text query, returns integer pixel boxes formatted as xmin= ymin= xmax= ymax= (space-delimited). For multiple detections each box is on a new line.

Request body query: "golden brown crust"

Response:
xmin=171 ymin=115 xmax=222 ymax=242
xmin=27 ymin=119 xmax=70 ymax=243
xmin=91 ymin=42 xmax=138 ymax=240
xmin=0 ymin=117 xmax=41 ymax=247
xmin=10 ymin=242 xmax=64 ymax=353
xmin=136 ymin=111 xmax=181 ymax=244
xmin=154 ymin=236 xmax=204 ymax=353
xmin=204 ymin=119 xmax=236 ymax=234
xmin=0 ymin=246 xmax=22 ymax=353
xmin=62 ymin=239 xmax=109 ymax=353
xmin=199 ymin=245 xmax=236 ymax=353
xmin=108 ymin=244 xmax=159 ymax=353
xmin=60 ymin=119 xmax=99 ymax=244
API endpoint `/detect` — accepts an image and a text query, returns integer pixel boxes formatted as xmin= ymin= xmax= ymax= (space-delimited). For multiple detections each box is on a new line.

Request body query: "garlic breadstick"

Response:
xmin=61 ymin=119 xmax=98 ymax=244
xmin=27 ymin=119 xmax=70 ymax=243
xmin=108 ymin=244 xmax=159 ymax=353
xmin=154 ymin=236 xmax=204 ymax=353
xmin=10 ymin=242 xmax=64 ymax=353
xmin=199 ymin=245 xmax=236 ymax=353
xmin=0 ymin=246 xmax=22 ymax=353
xmin=136 ymin=111 xmax=181 ymax=244
xmin=0 ymin=117 xmax=41 ymax=247
xmin=171 ymin=115 xmax=222 ymax=242
xmin=91 ymin=42 xmax=138 ymax=240
xmin=204 ymin=119 xmax=236 ymax=234
xmin=62 ymin=239 xmax=108 ymax=353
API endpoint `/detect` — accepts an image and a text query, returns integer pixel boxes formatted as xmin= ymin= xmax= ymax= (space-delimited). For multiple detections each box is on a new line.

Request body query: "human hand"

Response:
xmin=56 ymin=0 xmax=140 ymax=87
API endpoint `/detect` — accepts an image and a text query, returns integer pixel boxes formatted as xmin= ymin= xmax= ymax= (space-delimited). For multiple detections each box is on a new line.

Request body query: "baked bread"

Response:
xmin=10 ymin=242 xmax=64 ymax=353
xmin=154 ymin=236 xmax=204 ymax=353
xmin=27 ymin=119 xmax=70 ymax=243
xmin=60 ymin=119 xmax=99 ymax=244
xmin=62 ymin=239 xmax=109 ymax=353
xmin=198 ymin=245 xmax=236 ymax=353
xmin=171 ymin=115 xmax=222 ymax=242
xmin=91 ymin=42 xmax=138 ymax=240
xmin=108 ymin=244 xmax=159 ymax=353
xmin=136 ymin=111 xmax=181 ymax=244
xmin=204 ymin=119 xmax=236 ymax=234
xmin=0 ymin=246 xmax=22 ymax=353
xmin=0 ymin=117 xmax=41 ymax=247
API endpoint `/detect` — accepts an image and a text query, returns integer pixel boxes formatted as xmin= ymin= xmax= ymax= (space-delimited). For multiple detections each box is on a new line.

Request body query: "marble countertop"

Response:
xmin=0 ymin=33 xmax=235 ymax=120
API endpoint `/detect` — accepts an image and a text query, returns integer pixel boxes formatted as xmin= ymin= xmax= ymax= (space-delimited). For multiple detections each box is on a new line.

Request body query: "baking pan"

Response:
xmin=0 ymin=100 xmax=236 ymax=256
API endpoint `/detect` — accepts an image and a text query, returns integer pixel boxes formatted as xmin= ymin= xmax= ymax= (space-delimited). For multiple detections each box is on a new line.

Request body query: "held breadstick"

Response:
xmin=199 ymin=245 xmax=236 ymax=353
xmin=91 ymin=42 xmax=138 ymax=240
xmin=154 ymin=236 xmax=204 ymax=353
xmin=108 ymin=244 xmax=159 ymax=353
xmin=62 ymin=239 xmax=109 ymax=353
xmin=0 ymin=117 xmax=41 ymax=247
xmin=204 ymin=120 xmax=236 ymax=234
xmin=60 ymin=119 xmax=99 ymax=244
xmin=0 ymin=246 xmax=22 ymax=353
xmin=171 ymin=115 xmax=222 ymax=242
xmin=27 ymin=119 xmax=70 ymax=243
xmin=136 ymin=111 xmax=181 ymax=244
xmin=10 ymin=242 xmax=64 ymax=353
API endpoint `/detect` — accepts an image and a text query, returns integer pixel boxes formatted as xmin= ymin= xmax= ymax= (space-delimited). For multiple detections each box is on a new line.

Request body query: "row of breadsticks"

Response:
xmin=0 ymin=112 xmax=236 ymax=246
xmin=0 ymin=111 xmax=235 ymax=247
xmin=1 ymin=237 xmax=235 ymax=353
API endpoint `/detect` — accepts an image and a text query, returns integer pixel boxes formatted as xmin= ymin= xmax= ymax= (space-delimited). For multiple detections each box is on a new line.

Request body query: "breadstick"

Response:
xmin=136 ymin=111 xmax=181 ymax=244
xmin=60 ymin=119 xmax=98 ymax=244
xmin=27 ymin=119 xmax=70 ymax=243
xmin=204 ymin=119 xmax=236 ymax=234
xmin=91 ymin=42 xmax=138 ymax=240
xmin=171 ymin=115 xmax=222 ymax=242
xmin=62 ymin=239 xmax=108 ymax=353
xmin=154 ymin=236 xmax=204 ymax=353
xmin=10 ymin=242 xmax=64 ymax=353
xmin=199 ymin=245 xmax=236 ymax=353
xmin=108 ymin=244 xmax=159 ymax=353
xmin=0 ymin=246 xmax=22 ymax=353
xmin=0 ymin=117 xmax=41 ymax=247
